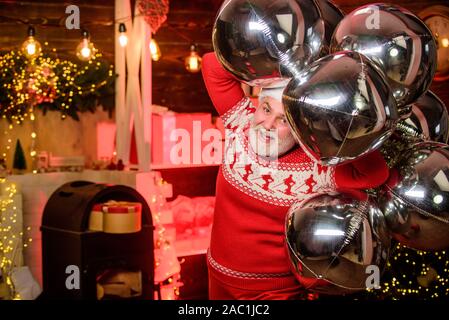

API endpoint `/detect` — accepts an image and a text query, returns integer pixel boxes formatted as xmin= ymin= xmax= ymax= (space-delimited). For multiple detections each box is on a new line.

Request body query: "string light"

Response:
xmin=118 ymin=23 xmax=128 ymax=48
xmin=363 ymin=244 xmax=449 ymax=299
xmin=442 ymin=38 xmax=449 ymax=48
xmin=0 ymin=178 xmax=31 ymax=299
xmin=30 ymin=118 xmax=37 ymax=174
xmin=149 ymin=38 xmax=161 ymax=61
xmin=151 ymin=177 xmax=182 ymax=300
xmin=1 ymin=125 xmax=13 ymax=170
xmin=21 ymin=26 xmax=42 ymax=60
xmin=0 ymin=49 xmax=114 ymax=124
xmin=76 ymin=30 xmax=96 ymax=62
xmin=185 ymin=44 xmax=201 ymax=73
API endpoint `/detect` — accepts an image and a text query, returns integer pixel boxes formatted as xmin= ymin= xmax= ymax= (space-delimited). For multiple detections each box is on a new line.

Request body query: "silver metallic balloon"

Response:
xmin=378 ymin=142 xmax=449 ymax=250
xmin=315 ymin=0 xmax=344 ymax=55
xmin=331 ymin=4 xmax=437 ymax=111
xmin=285 ymin=193 xmax=391 ymax=295
xmin=212 ymin=0 xmax=325 ymax=86
xmin=283 ymin=51 xmax=399 ymax=166
xmin=398 ymin=91 xmax=449 ymax=144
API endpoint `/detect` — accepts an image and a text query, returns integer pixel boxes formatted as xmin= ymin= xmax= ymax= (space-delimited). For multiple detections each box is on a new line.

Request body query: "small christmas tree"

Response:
xmin=13 ymin=139 xmax=27 ymax=172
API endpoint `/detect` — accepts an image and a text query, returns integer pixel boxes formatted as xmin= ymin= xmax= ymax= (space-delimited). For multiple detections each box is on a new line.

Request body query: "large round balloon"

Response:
xmin=315 ymin=0 xmax=344 ymax=54
xmin=285 ymin=192 xmax=391 ymax=295
xmin=398 ymin=91 xmax=449 ymax=144
xmin=283 ymin=51 xmax=399 ymax=166
xmin=331 ymin=4 xmax=437 ymax=112
xmin=378 ymin=142 xmax=449 ymax=250
xmin=212 ymin=0 xmax=325 ymax=86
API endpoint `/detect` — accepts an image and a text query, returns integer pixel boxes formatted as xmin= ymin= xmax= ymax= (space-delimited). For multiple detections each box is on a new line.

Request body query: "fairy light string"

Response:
xmin=0 ymin=178 xmax=33 ymax=300
xmin=0 ymin=49 xmax=115 ymax=124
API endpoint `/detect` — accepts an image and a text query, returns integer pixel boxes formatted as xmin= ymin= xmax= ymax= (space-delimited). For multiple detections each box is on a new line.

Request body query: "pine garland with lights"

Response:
xmin=138 ymin=0 xmax=170 ymax=33
xmin=359 ymin=243 xmax=449 ymax=300
xmin=0 ymin=49 xmax=115 ymax=124
xmin=376 ymin=131 xmax=449 ymax=299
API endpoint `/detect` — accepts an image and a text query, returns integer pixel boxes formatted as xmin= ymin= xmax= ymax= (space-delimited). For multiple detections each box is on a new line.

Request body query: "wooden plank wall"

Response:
xmin=153 ymin=0 xmax=449 ymax=114
xmin=151 ymin=0 xmax=218 ymax=114
xmin=0 ymin=0 xmax=448 ymax=115
xmin=0 ymin=0 xmax=114 ymax=61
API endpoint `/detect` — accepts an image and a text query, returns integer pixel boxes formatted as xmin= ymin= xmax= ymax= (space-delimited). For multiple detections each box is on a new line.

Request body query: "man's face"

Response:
xmin=249 ymin=96 xmax=296 ymax=159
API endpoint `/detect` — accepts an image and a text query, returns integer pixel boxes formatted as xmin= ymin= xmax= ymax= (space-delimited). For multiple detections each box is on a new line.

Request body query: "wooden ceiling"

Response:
xmin=0 ymin=0 xmax=448 ymax=114
xmin=0 ymin=0 xmax=114 ymax=60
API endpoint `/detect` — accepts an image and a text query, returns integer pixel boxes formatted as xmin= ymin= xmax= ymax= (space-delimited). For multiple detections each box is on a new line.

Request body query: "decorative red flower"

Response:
xmin=137 ymin=0 xmax=169 ymax=33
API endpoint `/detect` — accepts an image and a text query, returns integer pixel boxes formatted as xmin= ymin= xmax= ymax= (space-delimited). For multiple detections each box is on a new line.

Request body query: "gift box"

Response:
xmin=103 ymin=201 xmax=142 ymax=234
xmin=89 ymin=201 xmax=142 ymax=234
xmin=88 ymin=204 xmax=103 ymax=231
xmin=168 ymin=195 xmax=215 ymax=238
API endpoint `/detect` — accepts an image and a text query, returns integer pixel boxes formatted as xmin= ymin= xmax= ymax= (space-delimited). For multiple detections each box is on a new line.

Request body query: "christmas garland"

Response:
xmin=138 ymin=0 xmax=170 ymax=33
xmin=0 ymin=50 xmax=115 ymax=123
xmin=343 ymin=243 xmax=449 ymax=300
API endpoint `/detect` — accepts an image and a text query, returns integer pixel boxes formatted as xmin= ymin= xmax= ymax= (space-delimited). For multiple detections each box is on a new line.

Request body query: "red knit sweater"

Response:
xmin=202 ymin=52 xmax=389 ymax=290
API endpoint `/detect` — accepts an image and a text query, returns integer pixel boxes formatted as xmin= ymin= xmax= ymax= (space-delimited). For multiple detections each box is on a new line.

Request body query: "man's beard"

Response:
xmin=248 ymin=124 xmax=296 ymax=160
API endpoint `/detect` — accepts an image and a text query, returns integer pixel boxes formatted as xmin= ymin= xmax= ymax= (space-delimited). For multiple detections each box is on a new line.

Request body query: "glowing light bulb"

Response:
xmin=27 ymin=43 xmax=36 ymax=55
xmin=185 ymin=44 xmax=201 ymax=73
xmin=150 ymin=38 xmax=161 ymax=61
xmin=119 ymin=34 xmax=128 ymax=47
xmin=390 ymin=48 xmax=399 ymax=57
xmin=21 ymin=26 xmax=41 ymax=60
xmin=434 ymin=194 xmax=444 ymax=204
xmin=442 ymin=38 xmax=449 ymax=48
xmin=118 ymin=23 xmax=128 ymax=47
xmin=76 ymin=30 xmax=96 ymax=62
xmin=81 ymin=45 xmax=91 ymax=58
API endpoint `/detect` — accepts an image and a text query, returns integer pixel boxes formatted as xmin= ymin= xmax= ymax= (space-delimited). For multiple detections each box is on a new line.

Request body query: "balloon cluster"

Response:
xmin=213 ymin=0 xmax=449 ymax=295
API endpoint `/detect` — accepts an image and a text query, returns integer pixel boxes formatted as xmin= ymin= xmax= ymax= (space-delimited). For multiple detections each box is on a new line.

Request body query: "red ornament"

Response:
xmin=137 ymin=0 xmax=169 ymax=33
